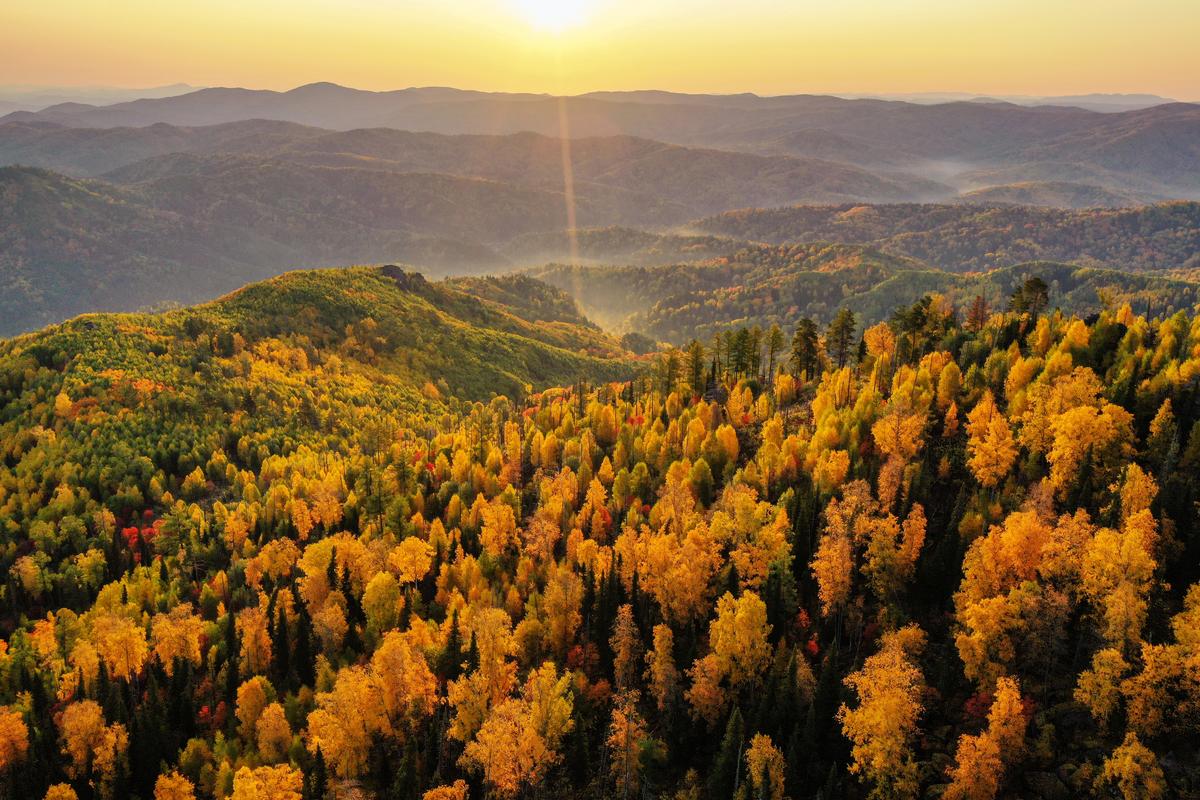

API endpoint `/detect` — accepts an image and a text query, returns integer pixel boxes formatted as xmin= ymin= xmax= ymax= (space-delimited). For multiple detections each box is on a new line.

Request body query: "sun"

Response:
xmin=511 ymin=0 xmax=592 ymax=33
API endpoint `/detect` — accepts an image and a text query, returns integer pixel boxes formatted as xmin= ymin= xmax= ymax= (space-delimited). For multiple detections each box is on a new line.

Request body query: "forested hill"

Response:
xmin=530 ymin=244 xmax=1200 ymax=343
xmin=0 ymin=277 xmax=1198 ymax=799
xmin=0 ymin=266 xmax=632 ymax=413
xmin=691 ymin=201 xmax=1200 ymax=273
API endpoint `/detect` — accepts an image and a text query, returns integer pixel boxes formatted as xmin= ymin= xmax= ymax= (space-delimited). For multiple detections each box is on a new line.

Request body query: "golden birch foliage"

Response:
xmin=709 ymin=591 xmax=772 ymax=688
xmin=423 ymin=781 xmax=469 ymax=800
xmin=372 ymin=631 xmax=438 ymax=733
xmin=986 ymin=677 xmax=1027 ymax=756
xmin=812 ymin=529 xmax=853 ymax=618
xmin=1081 ymin=516 xmax=1156 ymax=650
xmin=646 ymin=624 xmax=680 ymax=712
xmin=254 ymin=703 xmax=291 ymax=764
xmin=522 ymin=662 xmax=574 ymax=750
xmin=389 ymin=536 xmax=434 ymax=584
xmin=1047 ymin=402 xmax=1133 ymax=498
xmin=611 ymin=604 xmax=642 ymax=691
xmin=943 ymin=733 xmax=1002 ymax=800
xmin=718 ymin=486 xmax=792 ymax=591
xmin=937 ymin=362 xmax=961 ymax=410
xmin=312 ymin=599 xmax=348 ymax=653
xmin=542 ymin=564 xmax=583 ymax=658
xmin=447 ymin=669 xmax=500 ymax=744
xmin=965 ymin=392 xmax=1017 ymax=489
xmin=1121 ymin=642 xmax=1186 ymax=738
xmin=230 ymin=765 xmax=303 ymax=800
xmin=745 ymin=733 xmax=787 ymax=800
xmin=1099 ymin=733 xmax=1166 ymax=800
xmin=151 ymin=605 xmax=205 ymax=676
xmin=154 ymin=771 xmax=197 ymax=800
xmin=480 ymin=500 xmax=519 ymax=558
xmin=1075 ymin=648 xmax=1130 ymax=727
xmin=235 ymin=676 xmax=272 ymax=744
xmin=813 ymin=449 xmax=850 ymax=494
xmin=237 ymin=606 xmax=273 ymax=675
xmin=838 ymin=625 xmax=926 ymax=800
xmin=685 ymin=653 xmax=727 ymax=726
xmin=0 ymin=706 xmax=29 ymax=772
xmin=44 ymin=786 xmax=78 ymax=800
xmin=607 ymin=691 xmax=648 ymax=799
xmin=651 ymin=522 xmax=722 ymax=625
xmin=900 ymin=504 xmax=926 ymax=569
xmin=363 ymin=571 xmax=402 ymax=634
xmin=1117 ymin=464 xmax=1158 ymax=523
xmin=58 ymin=700 xmax=128 ymax=787
xmin=871 ymin=411 xmax=925 ymax=463
xmin=461 ymin=699 xmax=550 ymax=797
xmin=305 ymin=666 xmax=384 ymax=778
xmin=90 ymin=612 xmax=148 ymax=682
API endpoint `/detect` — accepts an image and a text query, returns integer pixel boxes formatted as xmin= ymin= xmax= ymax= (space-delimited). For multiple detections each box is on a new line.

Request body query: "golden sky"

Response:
xmin=4 ymin=0 xmax=1198 ymax=99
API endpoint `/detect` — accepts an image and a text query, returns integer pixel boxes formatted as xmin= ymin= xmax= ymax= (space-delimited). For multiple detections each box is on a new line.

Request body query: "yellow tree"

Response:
xmin=230 ymin=765 xmax=303 ymax=800
xmin=1081 ymin=515 xmax=1156 ymax=652
xmin=838 ymin=625 xmax=926 ymax=800
xmin=1099 ymin=733 xmax=1166 ymax=800
xmin=745 ymin=733 xmax=787 ymax=800
xmin=1047 ymin=402 xmax=1133 ymax=499
xmin=459 ymin=662 xmax=573 ymax=797
xmin=255 ymin=703 xmax=292 ymax=764
xmin=480 ymin=500 xmax=519 ymax=558
xmin=58 ymin=700 xmax=128 ymax=798
xmin=372 ymin=631 xmax=439 ymax=736
xmin=423 ymin=781 xmax=469 ymax=800
xmin=237 ymin=606 xmax=273 ymax=675
xmin=542 ymin=564 xmax=583 ymax=659
xmin=608 ymin=691 xmax=648 ymax=800
xmin=363 ymin=571 xmax=402 ymax=635
xmin=236 ymin=676 xmax=273 ymax=744
xmin=150 ymin=605 xmax=205 ymax=676
xmin=709 ymin=591 xmax=772 ymax=689
xmin=610 ymin=604 xmax=642 ymax=691
xmin=0 ymin=706 xmax=29 ymax=773
xmin=389 ymin=536 xmax=434 ymax=584
xmin=812 ymin=530 xmax=853 ymax=619
xmin=966 ymin=392 xmax=1017 ymax=489
xmin=461 ymin=700 xmax=548 ymax=797
xmin=646 ymin=624 xmax=680 ymax=712
xmin=306 ymin=666 xmax=384 ymax=779
xmin=154 ymin=772 xmax=197 ymax=800
xmin=90 ymin=612 xmax=149 ymax=682
xmin=944 ymin=676 xmax=1026 ymax=800
xmin=44 ymin=786 xmax=78 ymax=800
xmin=1074 ymin=648 xmax=1129 ymax=727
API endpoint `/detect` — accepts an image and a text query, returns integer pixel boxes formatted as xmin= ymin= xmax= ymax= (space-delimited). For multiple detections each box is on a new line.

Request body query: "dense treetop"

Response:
xmin=0 ymin=267 xmax=1198 ymax=800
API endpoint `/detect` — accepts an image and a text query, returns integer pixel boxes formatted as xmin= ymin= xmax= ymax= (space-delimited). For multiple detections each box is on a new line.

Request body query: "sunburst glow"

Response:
xmin=511 ymin=0 xmax=592 ymax=32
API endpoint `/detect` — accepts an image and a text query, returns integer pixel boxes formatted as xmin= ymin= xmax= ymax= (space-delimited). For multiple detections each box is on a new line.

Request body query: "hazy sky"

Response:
xmin=4 ymin=0 xmax=1199 ymax=98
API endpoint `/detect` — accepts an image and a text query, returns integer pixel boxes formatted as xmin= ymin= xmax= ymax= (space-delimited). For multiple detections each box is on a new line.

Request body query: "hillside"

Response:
xmin=0 ymin=166 xmax=517 ymax=335
xmin=955 ymin=180 xmax=1160 ymax=208
xmin=2 ymin=267 xmax=1199 ymax=800
xmin=692 ymin=201 xmax=1200 ymax=272
xmin=529 ymin=244 xmax=1200 ymax=343
xmin=0 ymin=266 xmax=631 ymax=411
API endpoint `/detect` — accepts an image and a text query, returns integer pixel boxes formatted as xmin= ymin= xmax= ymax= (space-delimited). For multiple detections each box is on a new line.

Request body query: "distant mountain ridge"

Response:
xmin=4 ymin=82 xmax=1199 ymax=197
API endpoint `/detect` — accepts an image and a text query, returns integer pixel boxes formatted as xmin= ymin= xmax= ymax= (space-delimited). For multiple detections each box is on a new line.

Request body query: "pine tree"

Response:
xmin=708 ymin=707 xmax=745 ymax=800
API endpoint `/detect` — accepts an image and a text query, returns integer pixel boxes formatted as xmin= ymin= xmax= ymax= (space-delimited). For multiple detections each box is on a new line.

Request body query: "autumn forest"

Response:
xmin=5 ymin=6 xmax=1200 ymax=797
xmin=0 ymin=263 xmax=1196 ymax=800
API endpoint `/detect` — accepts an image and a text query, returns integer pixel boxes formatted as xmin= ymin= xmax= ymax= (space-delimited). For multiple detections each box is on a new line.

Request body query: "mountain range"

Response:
xmin=3 ymin=82 xmax=1200 ymax=336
